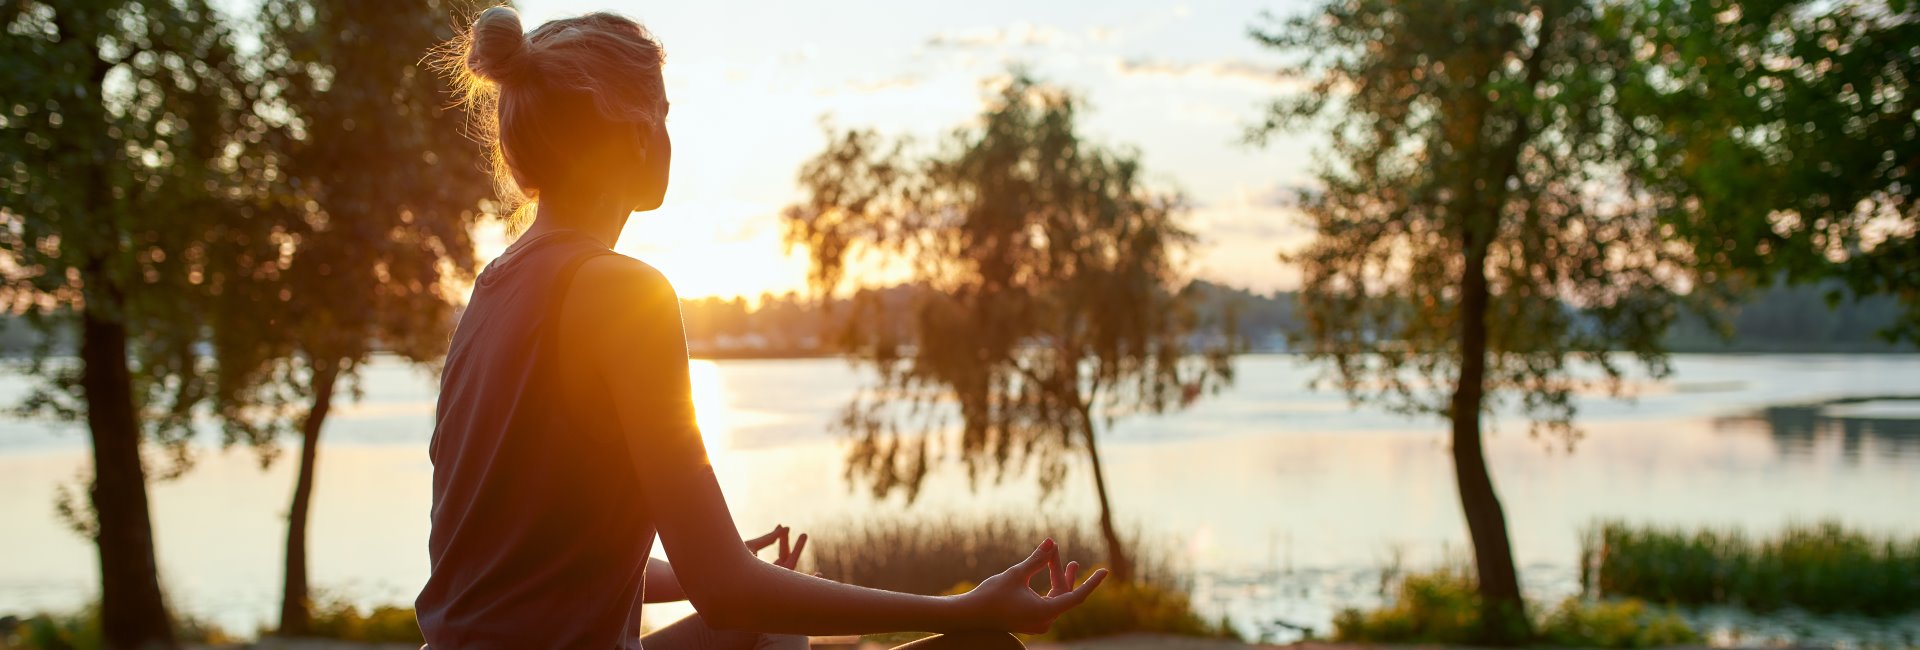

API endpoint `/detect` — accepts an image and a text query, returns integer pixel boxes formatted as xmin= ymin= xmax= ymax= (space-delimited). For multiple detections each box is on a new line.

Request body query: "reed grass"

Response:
xmin=1583 ymin=520 xmax=1920 ymax=615
xmin=806 ymin=512 xmax=1237 ymax=641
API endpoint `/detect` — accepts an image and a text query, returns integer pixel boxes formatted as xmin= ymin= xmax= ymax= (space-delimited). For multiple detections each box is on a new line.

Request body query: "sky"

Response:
xmin=500 ymin=0 xmax=1325 ymax=299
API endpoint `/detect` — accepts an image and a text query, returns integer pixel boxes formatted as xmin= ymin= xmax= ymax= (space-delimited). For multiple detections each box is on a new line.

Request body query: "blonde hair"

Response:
xmin=439 ymin=6 xmax=667 ymax=225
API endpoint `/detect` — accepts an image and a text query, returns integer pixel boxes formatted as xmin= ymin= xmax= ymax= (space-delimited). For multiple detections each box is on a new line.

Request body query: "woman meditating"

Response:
xmin=416 ymin=7 xmax=1106 ymax=649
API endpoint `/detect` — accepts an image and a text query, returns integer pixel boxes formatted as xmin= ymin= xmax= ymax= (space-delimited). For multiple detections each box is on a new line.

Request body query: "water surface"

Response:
xmin=1 ymin=354 xmax=1916 ymax=642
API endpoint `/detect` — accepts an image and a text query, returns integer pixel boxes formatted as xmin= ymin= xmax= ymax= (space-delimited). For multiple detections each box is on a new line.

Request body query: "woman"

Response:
xmin=416 ymin=7 xmax=1107 ymax=649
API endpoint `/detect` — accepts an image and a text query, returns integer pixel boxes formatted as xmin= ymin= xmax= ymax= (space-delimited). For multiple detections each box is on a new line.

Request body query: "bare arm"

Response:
xmin=642 ymin=557 xmax=683 ymax=603
xmin=644 ymin=527 xmax=804 ymax=604
xmin=568 ymin=257 xmax=1105 ymax=635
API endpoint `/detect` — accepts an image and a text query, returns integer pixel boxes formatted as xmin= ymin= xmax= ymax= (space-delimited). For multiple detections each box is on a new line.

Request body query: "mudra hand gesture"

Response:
xmin=745 ymin=524 xmax=808 ymax=572
xmin=959 ymin=538 xmax=1108 ymax=634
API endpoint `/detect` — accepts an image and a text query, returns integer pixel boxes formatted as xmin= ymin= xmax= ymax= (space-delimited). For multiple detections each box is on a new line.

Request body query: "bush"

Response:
xmin=935 ymin=577 xmax=1238 ymax=642
xmin=1333 ymin=567 xmax=1700 ymax=648
xmin=6 ymin=607 xmax=101 ymax=650
xmin=1584 ymin=520 xmax=1920 ymax=615
xmin=1538 ymin=596 xmax=1700 ymax=648
xmin=1332 ymin=566 xmax=1483 ymax=644
xmin=300 ymin=597 xmax=424 ymax=644
xmin=1049 ymin=580 xmax=1238 ymax=641
xmin=4 ymin=603 xmax=229 ymax=650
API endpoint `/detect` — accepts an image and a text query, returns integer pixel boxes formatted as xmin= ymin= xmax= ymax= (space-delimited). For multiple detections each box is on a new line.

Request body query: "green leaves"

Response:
xmin=1613 ymin=0 xmax=1920 ymax=342
xmin=1247 ymin=0 xmax=1831 ymax=438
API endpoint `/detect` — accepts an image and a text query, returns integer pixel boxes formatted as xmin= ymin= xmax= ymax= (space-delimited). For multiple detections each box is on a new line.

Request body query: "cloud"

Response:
xmin=817 ymin=74 xmax=924 ymax=96
xmin=1112 ymin=57 xmax=1295 ymax=88
xmin=925 ymin=22 xmax=1118 ymax=50
xmin=927 ymin=22 xmax=1066 ymax=48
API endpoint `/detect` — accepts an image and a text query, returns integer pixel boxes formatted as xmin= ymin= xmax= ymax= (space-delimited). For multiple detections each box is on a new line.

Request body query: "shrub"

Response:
xmin=300 ymin=597 xmax=424 ymax=644
xmin=1331 ymin=566 xmax=1482 ymax=644
xmin=936 ymin=577 xmax=1238 ymax=642
xmin=1051 ymin=579 xmax=1237 ymax=641
xmin=1538 ymin=596 xmax=1700 ymax=648
xmin=4 ymin=603 xmax=229 ymax=650
xmin=1334 ymin=567 xmax=1700 ymax=648
xmin=1584 ymin=520 xmax=1920 ymax=615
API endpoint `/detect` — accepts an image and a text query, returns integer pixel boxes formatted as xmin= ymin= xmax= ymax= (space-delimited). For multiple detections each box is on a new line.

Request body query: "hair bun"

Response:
xmin=467 ymin=6 xmax=532 ymax=84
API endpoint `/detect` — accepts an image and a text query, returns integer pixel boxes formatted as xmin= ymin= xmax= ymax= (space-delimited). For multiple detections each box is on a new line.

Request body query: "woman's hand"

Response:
xmin=959 ymin=538 xmax=1108 ymax=634
xmin=745 ymin=524 xmax=809 ymax=571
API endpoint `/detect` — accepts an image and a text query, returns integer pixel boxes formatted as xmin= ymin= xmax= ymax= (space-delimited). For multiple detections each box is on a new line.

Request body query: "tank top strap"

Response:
xmin=539 ymin=240 xmax=617 ymax=358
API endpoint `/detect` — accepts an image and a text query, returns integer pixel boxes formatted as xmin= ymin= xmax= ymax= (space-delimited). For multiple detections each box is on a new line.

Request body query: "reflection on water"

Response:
xmin=1715 ymin=396 xmax=1920 ymax=462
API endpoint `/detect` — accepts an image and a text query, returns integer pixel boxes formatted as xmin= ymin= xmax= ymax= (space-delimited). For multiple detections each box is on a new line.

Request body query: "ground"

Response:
xmin=221 ymin=635 xmax=1280 ymax=649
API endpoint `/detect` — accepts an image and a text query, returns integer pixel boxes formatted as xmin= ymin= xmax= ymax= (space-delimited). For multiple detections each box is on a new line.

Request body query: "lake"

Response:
xmin=2 ymin=354 xmax=1917 ymax=644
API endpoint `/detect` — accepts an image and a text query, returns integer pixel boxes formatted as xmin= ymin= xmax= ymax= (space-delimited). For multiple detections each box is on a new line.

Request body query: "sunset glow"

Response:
xmin=470 ymin=0 xmax=1319 ymax=300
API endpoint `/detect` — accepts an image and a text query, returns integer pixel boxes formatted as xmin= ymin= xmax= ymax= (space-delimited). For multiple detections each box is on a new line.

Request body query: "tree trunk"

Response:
xmin=1077 ymin=407 xmax=1132 ymax=583
xmin=1453 ymin=215 xmax=1530 ymax=644
xmin=278 ymin=361 xmax=341 ymax=637
xmin=82 ymin=305 xmax=176 ymax=649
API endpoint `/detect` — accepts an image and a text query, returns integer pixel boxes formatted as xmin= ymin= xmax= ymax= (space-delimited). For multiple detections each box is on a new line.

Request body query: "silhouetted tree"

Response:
xmin=0 ymin=2 xmax=265 ymax=646
xmin=242 ymin=0 xmax=496 ymax=635
xmin=1252 ymin=0 xmax=1696 ymax=641
xmin=784 ymin=73 xmax=1233 ymax=582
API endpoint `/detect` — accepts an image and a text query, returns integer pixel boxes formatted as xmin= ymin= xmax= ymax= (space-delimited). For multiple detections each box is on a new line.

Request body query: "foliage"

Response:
xmin=1537 ymin=597 xmax=1701 ymax=648
xmin=1333 ymin=568 xmax=1699 ymax=648
xmin=785 ymin=71 xmax=1232 ymax=499
xmin=1045 ymin=580 xmax=1240 ymax=642
xmin=292 ymin=598 xmax=425 ymax=644
xmin=783 ymin=71 xmax=1234 ymax=580
xmin=4 ymin=603 xmax=231 ymax=650
xmin=1249 ymin=0 xmax=1708 ymax=639
xmin=0 ymin=1 xmax=275 ymax=644
xmin=231 ymin=0 xmax=498 ymax=635
xmin=1584 ymin=520 xmax=1920 ymax=615
xmin=0 ymin=0 xmax=275 ymax=462
xmin=1251 ymin=0 xmax=1695 ymax=443
xmin=1607 ymin=0 xmax=1920 ymax=342
xmin=243 ymin=0 xmax=496 ymax=379
xmin=1332 ymin=567 xmax=1488 ymax=644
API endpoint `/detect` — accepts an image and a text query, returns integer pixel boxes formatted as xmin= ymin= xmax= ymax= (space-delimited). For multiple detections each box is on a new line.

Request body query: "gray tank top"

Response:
xmin=417 ymin=230 xmax=652 ymax=649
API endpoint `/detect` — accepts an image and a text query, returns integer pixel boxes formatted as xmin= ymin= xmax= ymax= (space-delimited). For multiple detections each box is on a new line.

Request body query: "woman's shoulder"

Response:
xmin=574 ymin=251 xmax=679 ymax=304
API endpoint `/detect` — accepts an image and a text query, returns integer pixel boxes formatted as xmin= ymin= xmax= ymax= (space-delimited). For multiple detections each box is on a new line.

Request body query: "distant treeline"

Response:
xmin=675 ymin=279 xmax=1912 ymax=356
xmin=1665 ymin=282 xmax=1912 ymax=352
xmin=1 ymin=279 xmax=1904 ymax=359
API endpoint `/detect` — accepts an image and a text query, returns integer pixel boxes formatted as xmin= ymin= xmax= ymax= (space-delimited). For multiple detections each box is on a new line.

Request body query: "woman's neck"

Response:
xmin=523 ymin=192 xmax=630 ymax=249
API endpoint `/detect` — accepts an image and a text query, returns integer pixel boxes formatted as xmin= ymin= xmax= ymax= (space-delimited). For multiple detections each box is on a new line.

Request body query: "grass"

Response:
xmin=807 ymin=512 xmax=1238 ymax=642
xmin=1583 ymin=520 xmax=1920 ymax=615
xmin=1332 ymin=566 xmax=1700 ymax=648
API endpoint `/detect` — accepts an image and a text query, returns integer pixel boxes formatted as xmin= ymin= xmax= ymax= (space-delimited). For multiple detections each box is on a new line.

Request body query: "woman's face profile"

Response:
xmin=632 ymin=109 xmax=671 ymax=212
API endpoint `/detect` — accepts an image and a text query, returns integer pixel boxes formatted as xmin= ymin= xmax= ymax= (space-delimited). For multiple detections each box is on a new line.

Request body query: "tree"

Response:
xmin=0 ymin=2 xmax=267 ymax=647
xmin=1251 ymin=0 xmax=1696 ymax=642
xmin=1604 ymin=0 xmax=1919 ymax=340
xmin=783 ymin=73 xmax=1233 ymax=582
xmin=243 ymin=0 xmax=495 ymax=635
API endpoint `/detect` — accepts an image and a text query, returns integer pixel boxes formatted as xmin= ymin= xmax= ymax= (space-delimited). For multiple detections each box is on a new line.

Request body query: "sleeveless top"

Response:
xmin=417 ymin=231 xmax=652 ymax=649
